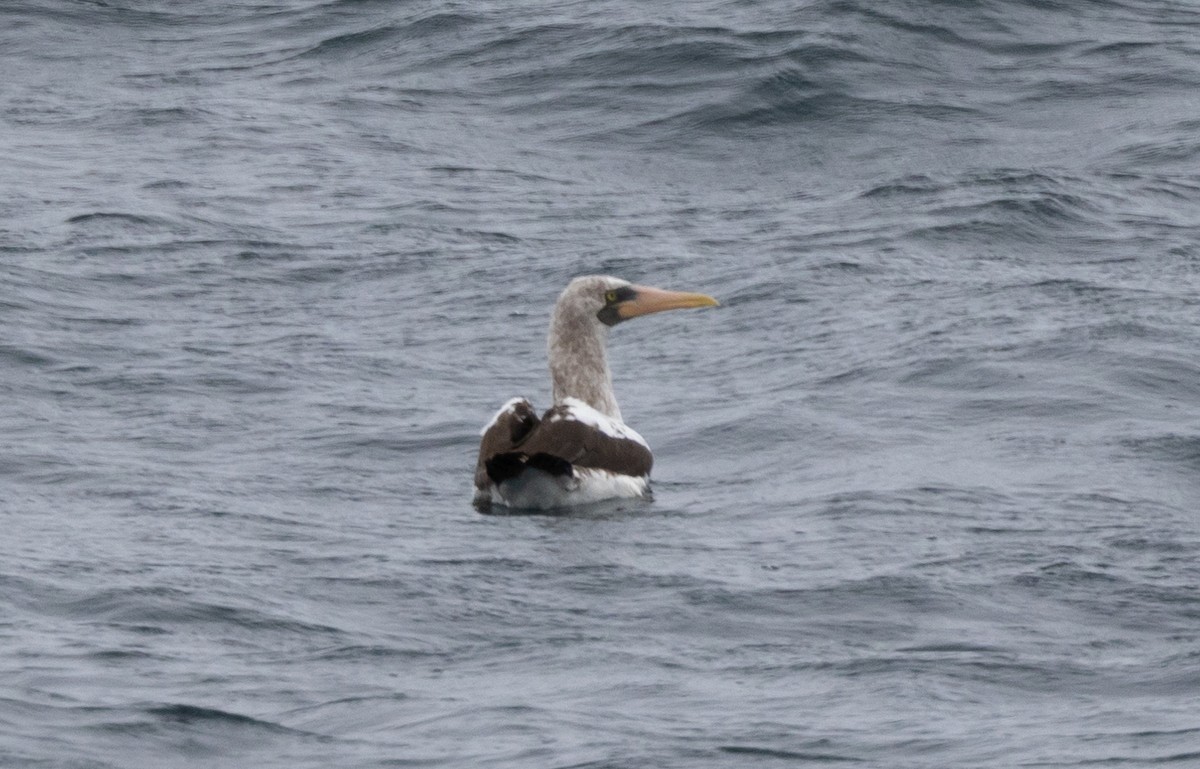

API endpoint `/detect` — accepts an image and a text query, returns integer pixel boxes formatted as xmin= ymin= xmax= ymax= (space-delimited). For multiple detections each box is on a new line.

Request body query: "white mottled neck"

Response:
xmin=547 ymin=290 xmax=622 ymax=421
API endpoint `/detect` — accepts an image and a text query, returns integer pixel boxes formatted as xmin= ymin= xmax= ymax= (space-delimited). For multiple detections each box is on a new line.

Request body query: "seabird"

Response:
xmin=474 ymin=275 xmax=718 ymax=510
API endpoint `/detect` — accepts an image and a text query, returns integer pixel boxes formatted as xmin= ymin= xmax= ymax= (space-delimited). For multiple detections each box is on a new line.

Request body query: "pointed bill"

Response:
xmin=617 ymin=285 xmax=720 ymax=320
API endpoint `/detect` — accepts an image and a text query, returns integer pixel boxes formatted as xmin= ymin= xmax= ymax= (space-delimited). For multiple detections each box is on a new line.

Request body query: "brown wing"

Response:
xmin=475 ymin=398 xmax=540 ymax=491
xmin=478 ymin=402 xmax=653 ymax=491
xmin=520 ymin=405 xmax=652 ymax=478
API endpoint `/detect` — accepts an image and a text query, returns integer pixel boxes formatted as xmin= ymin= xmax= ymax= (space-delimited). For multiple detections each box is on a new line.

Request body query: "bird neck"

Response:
xmin=548 ymin=305 xmax=622 ymax=421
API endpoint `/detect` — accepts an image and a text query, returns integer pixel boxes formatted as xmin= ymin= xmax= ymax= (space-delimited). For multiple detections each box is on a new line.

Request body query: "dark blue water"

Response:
xmin=4 ymin=1 xmax=1200 ymax=766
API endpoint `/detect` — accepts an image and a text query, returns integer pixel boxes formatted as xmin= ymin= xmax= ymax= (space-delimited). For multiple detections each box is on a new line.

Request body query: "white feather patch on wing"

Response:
xmin=480 ymin=396 xmax=529 ymax=436
xmin=551 ymin=397 xmax=649 ymax=448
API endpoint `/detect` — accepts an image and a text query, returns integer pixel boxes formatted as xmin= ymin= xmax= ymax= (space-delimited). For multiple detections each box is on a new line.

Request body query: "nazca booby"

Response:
xmin=474 ymin=275 xmax=718 ymax=510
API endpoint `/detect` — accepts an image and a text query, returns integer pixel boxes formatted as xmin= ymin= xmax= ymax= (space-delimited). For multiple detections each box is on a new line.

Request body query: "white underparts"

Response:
xmin=489 ymin=467 xmax=649 ymax=510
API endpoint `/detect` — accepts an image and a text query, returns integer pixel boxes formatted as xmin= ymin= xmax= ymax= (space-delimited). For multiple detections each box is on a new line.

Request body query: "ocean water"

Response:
xmin=3 ymin=0 xmax=1200 ymax=766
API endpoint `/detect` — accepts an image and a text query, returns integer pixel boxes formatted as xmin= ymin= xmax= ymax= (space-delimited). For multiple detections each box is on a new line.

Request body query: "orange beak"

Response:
xmin=616 ymin=284 xmax=720 ymax=321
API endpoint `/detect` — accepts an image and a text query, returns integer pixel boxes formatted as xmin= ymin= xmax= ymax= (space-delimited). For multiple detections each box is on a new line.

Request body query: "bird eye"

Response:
xmin=605 ymin=290 xmax=617 ymax=302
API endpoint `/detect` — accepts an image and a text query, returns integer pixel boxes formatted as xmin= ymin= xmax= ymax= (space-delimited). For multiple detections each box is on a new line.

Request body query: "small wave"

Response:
xmin=0 ymin=342 xmax=57 ymax=367
xmin=898 ymin=642 xmax=1008 ymax=653
xmin=1115 ymin=356 xmax=1200 ymax=402
xmin=302 ymin=23 xmax=406 ymax=58
xmin=720 ymin=744 xmax=864 ymax=762
xmin=85 ymin=701 xmax=326 ymax=746
xmin=36 ymin=585 xmax=346 ymax=637
xmin=294 ymin=11 xmax=480 ymax=64
xmin=1108 ymin=130 xmax=1200 ymax=168
xmin=144 ymin=703 xmax=293 ymax=731
xmin=65 ymin=211 xmax=168 ymax=227
xmin=859 ymin=175 xmax=941 ymax=199
xmin=1122 ymin=434 xmax=1200 ymax=470
xmin=297 ymin=644 xmax=437 ymax=662
xmin=852 ymin=168 xmax=1116 ymax=251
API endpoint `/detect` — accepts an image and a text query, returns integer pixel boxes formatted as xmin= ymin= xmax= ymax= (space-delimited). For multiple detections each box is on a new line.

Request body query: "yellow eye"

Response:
xmin=605 ymin=290 xmax=617 ymax=302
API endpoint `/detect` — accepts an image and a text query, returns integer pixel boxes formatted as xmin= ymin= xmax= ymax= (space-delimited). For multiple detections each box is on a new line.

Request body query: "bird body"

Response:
xmin=474 ymin=276 xmax=717 ymax=511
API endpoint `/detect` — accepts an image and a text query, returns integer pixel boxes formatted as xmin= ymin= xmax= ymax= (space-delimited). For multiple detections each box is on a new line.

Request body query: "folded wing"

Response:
xmin=475 ymin=399 xmax=653 ymax=495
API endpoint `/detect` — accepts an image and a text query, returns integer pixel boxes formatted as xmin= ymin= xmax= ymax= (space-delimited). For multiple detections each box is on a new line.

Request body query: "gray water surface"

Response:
xmin=3 ymin=1 xmax=1200 ymax=767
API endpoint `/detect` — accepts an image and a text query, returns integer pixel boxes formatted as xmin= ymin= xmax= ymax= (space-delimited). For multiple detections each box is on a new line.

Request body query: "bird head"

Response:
xmin=559 ymin=275 xmax=719 ymax=328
